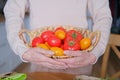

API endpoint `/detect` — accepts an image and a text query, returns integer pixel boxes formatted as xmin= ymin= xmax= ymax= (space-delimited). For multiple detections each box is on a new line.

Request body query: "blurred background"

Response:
xmin=0 ymin=0 xmax=30 ymax=74
xmin=0 ymin=0 xmax=120 ymax=79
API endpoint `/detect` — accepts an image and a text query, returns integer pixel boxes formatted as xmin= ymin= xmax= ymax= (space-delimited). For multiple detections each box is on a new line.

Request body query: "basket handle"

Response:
xmin=19 ymin=29 xmax=31 ymax=47
xmin=93 ymin=31 xmax=101 ymax=47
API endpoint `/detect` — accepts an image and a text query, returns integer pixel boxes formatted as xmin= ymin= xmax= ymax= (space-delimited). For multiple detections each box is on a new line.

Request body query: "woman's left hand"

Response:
xmin=56 ymin=50 xmax=96 ymax=68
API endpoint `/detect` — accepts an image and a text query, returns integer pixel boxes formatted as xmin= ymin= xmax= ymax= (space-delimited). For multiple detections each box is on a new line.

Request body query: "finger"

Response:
xmin=24 ymin=52 xmax=46 ymax=62
xmin=24 ymin=48 xmax=67 ymax=66
xmin=62 ymin=60 xmax=87 ymax=68
xmin=56 ymin=57 xmax=83 ymax=64
xmin=64 ymin=50 xmax=87 ymax=57
xmin=23 ymin=50 xmax=53 ymax=62
xmin=36 ymin=62 xmax=68 ymax=69
xmin=67 ymin=64 xmax=82 ymax=68
xmin=67 ymin=57 xmax=94 ymax=68
xmin=43 ymin=57 xmax=68 ymax=66
xmin=28 ymin=53 xmax=68 ymax=68
xmin=33 ymin=47 xmax=54 ymax=56
xmin=32 ymin=54 xmax=67 ymax=66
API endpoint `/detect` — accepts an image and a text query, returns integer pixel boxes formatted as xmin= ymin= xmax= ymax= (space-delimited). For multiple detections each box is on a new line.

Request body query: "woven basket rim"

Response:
xmin=19 ymin=25 xmax=101 ymax=59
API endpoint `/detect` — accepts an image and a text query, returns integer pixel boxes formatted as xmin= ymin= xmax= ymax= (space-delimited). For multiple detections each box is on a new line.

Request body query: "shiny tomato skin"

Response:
xmin=32 ymin=37 xmax=45 ymax=47
xmin=63 ymin=40 xmax=80 ymax=50
xmin=47 ymin=36 xmax=61 ymax=47
xmin=80 ymin=38 xmax=92 ymax=50
xmin=37 ymin=43 xmax=49 ymax=50
xmin=50 ymin=47 xmax=65 ymax=56
xmin=55 ymin=30 xmax=66 ymax=40
xmin=65 ymin=30 xmax=83 ymax=42
xmin=64 ymin=35 xmax=73 ymax=42
xmin=40 ymin=30 xmax=54 ymax=42
xmin=66 ymin=30 xmax=79 ymax=36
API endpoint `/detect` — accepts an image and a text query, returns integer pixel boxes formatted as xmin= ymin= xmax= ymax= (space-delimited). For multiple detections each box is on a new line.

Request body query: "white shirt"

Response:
xmin=4 ymin=0 xmax=112 ymax=74
xmin=29 ymin=0 xmax=88 ymax=29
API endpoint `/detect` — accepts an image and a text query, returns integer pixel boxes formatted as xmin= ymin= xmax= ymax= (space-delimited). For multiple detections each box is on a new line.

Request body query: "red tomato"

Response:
xmin=55 ymin=26 xmax=66 ymax=32
xmin=64 ymin=30 xmax=83 ymax=42
xmin=63 ymin=40 xmax=80 ymax=50
xmin=40 ymin=30 xmax=54 ymax=42
xmin=32 ymin=37 xmax=45 ymax=47
xmin=60 ymin=44 xmax=64 ymax=49
xmin=64 ymin=35 xmax=73 ymax=42
xmin=47 ymin=36 xmax=61 ymax=47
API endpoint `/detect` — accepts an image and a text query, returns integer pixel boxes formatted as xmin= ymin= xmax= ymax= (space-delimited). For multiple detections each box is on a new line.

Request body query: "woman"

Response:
xmin=4 ymin=0 xmax=112 ymax=75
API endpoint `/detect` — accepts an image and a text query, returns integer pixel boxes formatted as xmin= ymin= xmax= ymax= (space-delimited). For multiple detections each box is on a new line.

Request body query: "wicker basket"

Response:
xmin=19 ymin=25 xmax=101 ymax=59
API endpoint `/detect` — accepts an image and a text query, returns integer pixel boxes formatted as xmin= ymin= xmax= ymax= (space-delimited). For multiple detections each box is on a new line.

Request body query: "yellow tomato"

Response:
xmin=37 ymin=43 xmax=49 ymax=50
xmin=55 ymin=30 xmax=66 ymax=40
xmin=80 ymin=38 xmax=92 ymax=50
xmin=45 ymin=42 xmax=51 ymax=48
xmin=51 ymin=47 xmax=65 ymax=56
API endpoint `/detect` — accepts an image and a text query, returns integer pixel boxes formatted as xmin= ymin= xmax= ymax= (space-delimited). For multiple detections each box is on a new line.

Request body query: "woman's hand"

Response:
xmin=22 ymin=48 xmax=68 ymax=69
xmin=56 ymin=50 xmax=96 ymax=68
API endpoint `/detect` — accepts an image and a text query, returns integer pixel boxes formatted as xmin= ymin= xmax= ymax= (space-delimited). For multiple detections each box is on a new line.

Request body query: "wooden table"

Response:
xmin=0 ymin=72 xmax=100 ymax=80
xmin=27 ymin=72 xmax=76 ymax=80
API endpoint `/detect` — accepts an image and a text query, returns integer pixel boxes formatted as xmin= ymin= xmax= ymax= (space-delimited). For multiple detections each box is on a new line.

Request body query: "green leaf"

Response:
xmin=0 ymin=73 xmax=27 ymax=80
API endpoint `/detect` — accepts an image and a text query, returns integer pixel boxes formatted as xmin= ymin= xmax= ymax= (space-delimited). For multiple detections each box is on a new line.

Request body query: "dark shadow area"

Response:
xmin=110 ymin=0 xmax=120 ymax=34
xmin=0 ymin=0 xmax=7 ymax=14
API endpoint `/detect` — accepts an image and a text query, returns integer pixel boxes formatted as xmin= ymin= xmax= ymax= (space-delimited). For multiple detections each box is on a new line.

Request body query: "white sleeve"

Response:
xmin=4 ymin=0 xmax=29 ymax=62
xmin=88 ymin=0 xmax=112 ymax=61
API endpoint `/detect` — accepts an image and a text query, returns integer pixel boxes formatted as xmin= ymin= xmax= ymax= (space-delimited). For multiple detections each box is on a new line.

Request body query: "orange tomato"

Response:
xmin=45 ymin=42 xmax=51 ymax=48
xmin=37 ymin=43 xmax=49 ymax=50
xmin=50 ymin=47 xmax=65 ymax=56
xmin=55 ymin=30 xmax=66 ymax=40
xmin=80 ymin=38 xmax=92 ymax=50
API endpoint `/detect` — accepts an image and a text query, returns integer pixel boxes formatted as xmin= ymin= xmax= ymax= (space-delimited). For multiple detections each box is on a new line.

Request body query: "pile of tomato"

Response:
xmin=31 ymin=27 xmax=92 ymax=56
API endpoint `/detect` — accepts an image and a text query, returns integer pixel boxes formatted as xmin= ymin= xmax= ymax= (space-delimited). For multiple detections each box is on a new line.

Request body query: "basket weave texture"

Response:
xmin=19 ymin=25 xmax=101 ymax=58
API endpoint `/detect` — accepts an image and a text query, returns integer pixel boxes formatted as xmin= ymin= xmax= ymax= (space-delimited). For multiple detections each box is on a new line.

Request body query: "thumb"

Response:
xmin=64 ymin=50 xmax=87 ymax=57
xmin=34 ymin=47 xmax=54 ymax=56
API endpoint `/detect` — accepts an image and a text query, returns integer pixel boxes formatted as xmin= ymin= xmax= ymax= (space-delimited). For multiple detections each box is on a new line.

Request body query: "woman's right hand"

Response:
xmin=22 ymin=48 xmax=68 ymax=69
